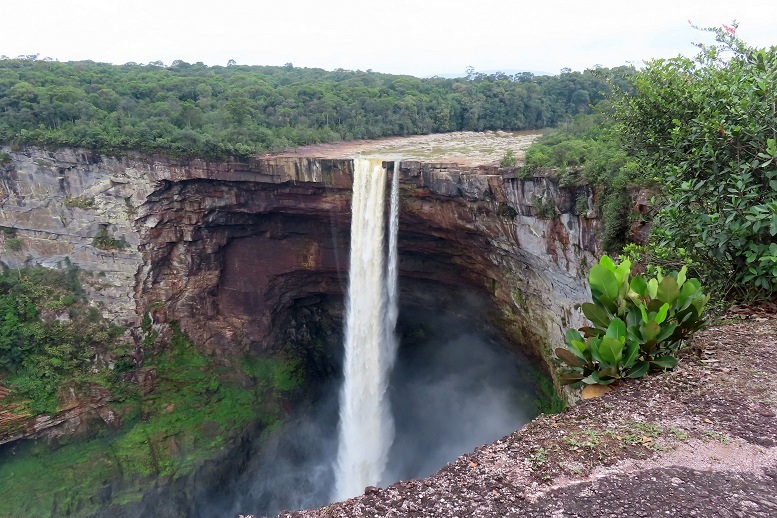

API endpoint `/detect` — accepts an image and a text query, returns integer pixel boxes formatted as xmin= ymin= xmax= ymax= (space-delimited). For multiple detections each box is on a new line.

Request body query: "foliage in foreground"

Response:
xmin=614 ymin=25 xmax=777 ymax=297
xmin=556 ymin=256 xmax=709 ymax=385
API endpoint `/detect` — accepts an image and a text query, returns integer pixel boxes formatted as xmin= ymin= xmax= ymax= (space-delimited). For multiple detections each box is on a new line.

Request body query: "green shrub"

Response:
xmin=498 ymin=203 xmax=518 ymax=220
xmin=534 ymin=197 xmax=556 ymax=219
xmin=4 ymin=237 xmax=22 ymax=251
xmin=64 ymin=196 xmax=96 ymax=210
xmin=92 ymin=227 xmax=129 ymax=250
xmin=500 ymin=149 xmax=517 ymax=168
xmin=556 ymin=255 xmax=709 ymax=385
xmin=0 ymin=266 xmax=130 ymax=413
xmin=575 ymin=194 xmax=590 ymax=216
xmin=614 ymin=26 xmax=777 ymax=296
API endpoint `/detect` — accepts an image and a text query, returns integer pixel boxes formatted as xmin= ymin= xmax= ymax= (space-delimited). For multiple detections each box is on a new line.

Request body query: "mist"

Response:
xmin=213 ymin=291 xmax=541 ymax=518
xmin=385 ymin=330 xmax=537 ymax=482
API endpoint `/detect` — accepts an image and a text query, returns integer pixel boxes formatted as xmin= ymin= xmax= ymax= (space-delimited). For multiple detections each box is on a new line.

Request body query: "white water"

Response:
xmin=333 ymin=158 xmax=400 ymax=501
xmin=386 ymin=161 xmax=400 ymax=360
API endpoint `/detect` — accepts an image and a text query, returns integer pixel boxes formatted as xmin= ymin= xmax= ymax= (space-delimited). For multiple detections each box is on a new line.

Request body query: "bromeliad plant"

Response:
xmin=557 ymin=255 xmax=709 ymax=385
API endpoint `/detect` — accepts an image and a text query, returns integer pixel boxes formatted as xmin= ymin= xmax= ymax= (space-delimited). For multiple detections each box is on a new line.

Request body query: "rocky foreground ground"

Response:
xmin=263 ymin=309 xmax=777 ymax=517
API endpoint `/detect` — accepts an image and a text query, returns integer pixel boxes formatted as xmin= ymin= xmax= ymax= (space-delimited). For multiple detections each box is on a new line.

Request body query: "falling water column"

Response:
xmin=385 ymin=160 xmax=400 ymax=374
xmin=334 ymin=158 xmax=395 ymax=500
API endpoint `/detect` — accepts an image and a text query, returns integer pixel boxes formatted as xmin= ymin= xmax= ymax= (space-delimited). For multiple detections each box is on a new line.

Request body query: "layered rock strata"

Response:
xmin=0 ymin=146 xmax=597 ymax=381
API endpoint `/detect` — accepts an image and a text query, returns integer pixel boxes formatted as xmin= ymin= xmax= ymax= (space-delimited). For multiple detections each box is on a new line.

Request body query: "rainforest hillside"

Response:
xmin=0 ymin=58 xmax=631 ymax=159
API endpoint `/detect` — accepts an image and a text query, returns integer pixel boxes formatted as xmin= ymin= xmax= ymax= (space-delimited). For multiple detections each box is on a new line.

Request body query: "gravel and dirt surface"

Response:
xmin=266 ymin=131 xmax=541 ymax=166
xmin=266 ymin=309 xmax=777 ymax=517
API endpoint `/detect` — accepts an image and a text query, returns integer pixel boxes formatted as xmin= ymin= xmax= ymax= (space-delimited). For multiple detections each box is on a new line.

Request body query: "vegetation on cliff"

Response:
xmin=0 ymin=266 xmax=310 ymax=517
xmin=525 ymin=27 xmax=777 ymax=300
xmin=0 ymin=58 xmax=630 ymax=159
xmin=522 ymin=111 xmax=640 ymax=253
xmin=0 ymin=264 xmax=128 ymax=413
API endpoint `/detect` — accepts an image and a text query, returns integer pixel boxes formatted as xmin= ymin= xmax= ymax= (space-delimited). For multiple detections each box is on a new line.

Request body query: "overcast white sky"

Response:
xmin=3 ymin=0 xmax=776 ymax=76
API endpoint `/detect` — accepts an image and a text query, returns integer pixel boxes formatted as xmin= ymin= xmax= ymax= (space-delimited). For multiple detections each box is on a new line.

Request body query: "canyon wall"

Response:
xmin=0 ymin=146 xmax=598 ymax=383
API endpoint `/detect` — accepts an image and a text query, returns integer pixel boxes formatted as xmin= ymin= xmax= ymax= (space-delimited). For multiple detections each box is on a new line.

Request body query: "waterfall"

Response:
xmin=333 ymin=158 xmax=400 ymax=501
xmin=385 ymin=161 xmax=400 ymax=370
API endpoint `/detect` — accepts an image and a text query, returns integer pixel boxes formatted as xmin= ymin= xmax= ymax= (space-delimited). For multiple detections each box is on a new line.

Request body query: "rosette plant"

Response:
xmin=557 ymin=255 xmax=709 ymax=385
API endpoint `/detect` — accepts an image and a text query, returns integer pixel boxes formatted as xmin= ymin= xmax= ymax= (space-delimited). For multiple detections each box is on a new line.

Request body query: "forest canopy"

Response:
xmin=0 ymin=58 xmax=632 ymax=159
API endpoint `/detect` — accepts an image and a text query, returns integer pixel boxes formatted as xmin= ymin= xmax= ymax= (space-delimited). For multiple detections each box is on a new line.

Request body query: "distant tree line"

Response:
xmin=0 ymin=57 xmax=633 ymax=159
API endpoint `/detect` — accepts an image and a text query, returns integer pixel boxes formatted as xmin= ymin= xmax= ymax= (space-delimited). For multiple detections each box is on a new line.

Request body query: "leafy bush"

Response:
xmin=556 ymin=255 xmax=709 ymax=385
xmin=0 ymin=267 xmax=127 ymax=413
xmin=64 ymin=196 xmax=96 ymax=210
xmin=92 ymin=227 xmax=129 ymax=250
xmin=614 ymin=26 xmax=777 ymax=297
xmin=500 ymin=149 xmax=518 ymax=168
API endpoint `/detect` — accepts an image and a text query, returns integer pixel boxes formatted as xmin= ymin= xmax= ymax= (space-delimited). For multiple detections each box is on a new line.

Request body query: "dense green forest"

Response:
xmin=0 ymin=57 xmax=631 ymax=159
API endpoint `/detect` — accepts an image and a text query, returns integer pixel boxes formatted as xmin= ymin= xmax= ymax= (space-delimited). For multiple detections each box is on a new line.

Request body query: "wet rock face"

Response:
xmin=136 ymin=177 xmax=354 ymax=353
xmin=0 ymin=147 xmax=598 ymax=368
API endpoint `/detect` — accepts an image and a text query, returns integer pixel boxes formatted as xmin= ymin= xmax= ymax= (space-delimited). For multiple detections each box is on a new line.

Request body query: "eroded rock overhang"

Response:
xmin=0 ymin=148 xmax=599 ymax=381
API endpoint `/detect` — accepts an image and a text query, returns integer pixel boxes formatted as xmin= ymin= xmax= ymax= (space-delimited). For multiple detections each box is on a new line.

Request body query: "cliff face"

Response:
xmin=0 ymin=146 xmax=597 ymax=384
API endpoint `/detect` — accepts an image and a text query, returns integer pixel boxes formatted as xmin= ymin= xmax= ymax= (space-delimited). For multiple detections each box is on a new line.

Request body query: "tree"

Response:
xmin=614 ymin=25 xmax=777 ymax=296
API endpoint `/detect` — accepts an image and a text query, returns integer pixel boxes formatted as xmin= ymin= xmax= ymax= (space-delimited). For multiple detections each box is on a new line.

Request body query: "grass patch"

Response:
xmin=64 ymin=196 xmax=96 ymax=210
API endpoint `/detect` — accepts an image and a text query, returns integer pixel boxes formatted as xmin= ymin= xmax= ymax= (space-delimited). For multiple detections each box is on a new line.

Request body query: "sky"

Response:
xmin=3 ymin=0 xmax=776 ymax=77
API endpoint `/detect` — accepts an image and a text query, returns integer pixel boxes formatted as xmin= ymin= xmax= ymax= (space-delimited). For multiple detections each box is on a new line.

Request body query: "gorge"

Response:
xmin=0 ymin=145 xmax=598 ymax=516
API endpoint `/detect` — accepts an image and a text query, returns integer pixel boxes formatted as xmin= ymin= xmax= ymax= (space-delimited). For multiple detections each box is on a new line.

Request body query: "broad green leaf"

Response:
xmin=590 ymin=338 xmax=604 ymax=365
xmin=581 ymin=374 xmax=599 ymax=385
xmin=627 ymin=360 xmax=650 ymax=378
xmin=605 ymin=318 xmax=627 ymax=341
xmin=630 ymin=276 xmax=648 ymax=297
xmin=567 ymin=338 xmax=589 ymax=357
xmin=626 ymin=306 xmax=642 ymax=328
xmin=589 ymin=264 xmax=620 ymax=301
xmin=590 ymin=371 xmax=616 ymax=385
xmin=565 ymin=328 xmax=585 ymax=345
xmin=598 ymin=366 xmax=619 ymax=378
xmin=655 ymin=303 xmax=670 ymax=324
xmin=581 ymin=302 xmax=610 ymax=328
xmin=656 ymin=323 xmax=677 ymax=343
xmin=640 ymin=304 xmax=648 ymax=323
xmin=650 ymin=356 xmax=678 ymax=369
xmin=677 ymin=266 xmax=687 ymax=287
xmin=627 ymin=325 xmax=642 ymax=344
xmin=647 ymin=278 xmax=658 ymax=299
xmin=599 ymin=336 xmax=624 ymax=365
xmin=657 ymin=277 xmax=680 ymax=304
xmin=642 ymin=320 xmax=661 ymax=342
xmin=599 ymin=255 xmax=616 ymax=272
xmin=614 ymin=259 xmax=631 ymax=286
xmin=647 ymin=299 xmax=665 ymax=313
xmin=623 ymin=342 xmax=640 ymax=368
